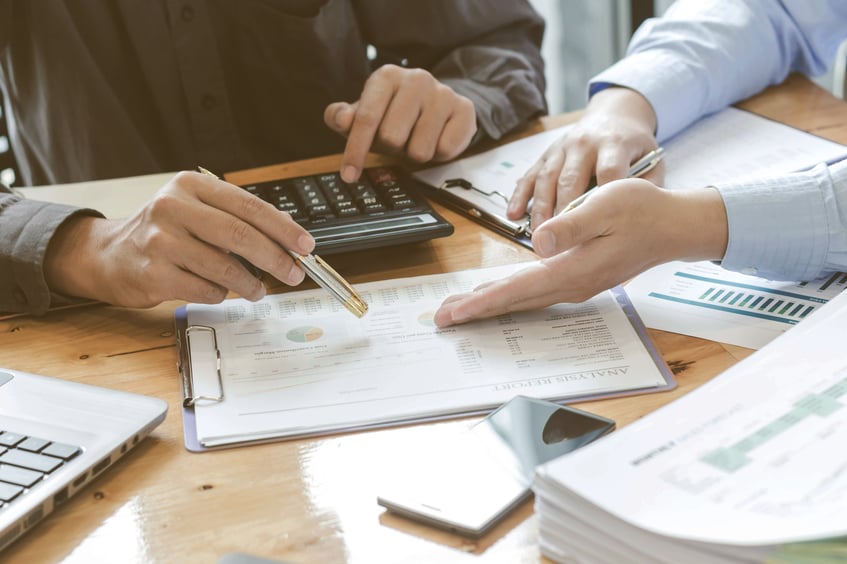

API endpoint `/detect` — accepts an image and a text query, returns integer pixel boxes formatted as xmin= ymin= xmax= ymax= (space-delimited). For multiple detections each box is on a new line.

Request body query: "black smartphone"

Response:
xmin=377 ymin=396 xmax=615 ymax=537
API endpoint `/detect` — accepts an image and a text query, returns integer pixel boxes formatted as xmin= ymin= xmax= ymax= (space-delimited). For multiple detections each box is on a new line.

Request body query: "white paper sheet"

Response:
xmin=662 ymin=107 xmax=847 ymax=189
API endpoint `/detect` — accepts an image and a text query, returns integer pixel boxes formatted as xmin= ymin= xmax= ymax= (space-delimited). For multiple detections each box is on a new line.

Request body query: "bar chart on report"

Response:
xmin=651 ymin=269 xmax=847 ymax=325
xmin=626 ymin=261 xmax=847 ymax=349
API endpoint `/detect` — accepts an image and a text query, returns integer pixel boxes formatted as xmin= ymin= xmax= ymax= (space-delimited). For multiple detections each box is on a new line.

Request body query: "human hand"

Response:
xmin=44 ymin=171 xmax=315 ymax=308
xmin=324 ymin=64 xmax=477 ymax=182
xmin=507 ymin=87 xmax=660 ymax=230
xmin=434 ymin=179 xmax=728 ymax=327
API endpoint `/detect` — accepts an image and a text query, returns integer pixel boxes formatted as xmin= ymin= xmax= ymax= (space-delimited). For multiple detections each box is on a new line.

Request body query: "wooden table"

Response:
xmin=1 ymin=74 xmax=844 ymax=564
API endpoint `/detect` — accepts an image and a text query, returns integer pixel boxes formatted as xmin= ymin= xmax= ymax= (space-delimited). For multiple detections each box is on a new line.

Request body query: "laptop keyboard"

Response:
xmin=239 ymin=165 xmax=453 ymax=254
xmin=0 ymin=431 xmax=81 ymax=509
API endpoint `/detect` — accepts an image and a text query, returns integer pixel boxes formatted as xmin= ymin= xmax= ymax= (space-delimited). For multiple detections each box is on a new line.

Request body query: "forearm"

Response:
xmin=43 ymin=215 xmax=111 ymax=303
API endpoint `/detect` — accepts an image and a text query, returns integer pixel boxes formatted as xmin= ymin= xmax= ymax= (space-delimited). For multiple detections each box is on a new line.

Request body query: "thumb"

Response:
xmin=324 ymin=101 xmax=357 ymax=135
xmin=531 ymin=203 xmax=606 ymax=258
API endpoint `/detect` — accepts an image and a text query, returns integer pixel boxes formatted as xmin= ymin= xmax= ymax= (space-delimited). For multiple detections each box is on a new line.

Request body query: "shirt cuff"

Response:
xmin=714 ymin=164 xmax=831 ymax=281
xmin=589 ymin=50 xmax=709 ymax=143
xmin=2 ymin=200 xmax=103 ymax=315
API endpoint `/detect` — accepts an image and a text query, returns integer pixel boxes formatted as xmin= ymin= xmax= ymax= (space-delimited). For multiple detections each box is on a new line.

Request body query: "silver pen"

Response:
xmin=561 ymin=146 xmax=665 ymax=213
xmin=197 ymin=167 xmax=368 ymax=318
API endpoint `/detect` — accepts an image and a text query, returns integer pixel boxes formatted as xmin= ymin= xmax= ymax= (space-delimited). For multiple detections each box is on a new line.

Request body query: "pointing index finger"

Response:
xmin=340 ymin=78 xmax=398 ymax=182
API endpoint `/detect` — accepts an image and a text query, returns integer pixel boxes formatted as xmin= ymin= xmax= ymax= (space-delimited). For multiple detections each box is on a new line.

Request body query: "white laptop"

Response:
xmin=0 ymin=366 xmax=167 ymax=551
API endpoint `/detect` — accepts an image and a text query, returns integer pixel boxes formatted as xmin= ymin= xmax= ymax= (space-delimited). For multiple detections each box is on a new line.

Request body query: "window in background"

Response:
xmin=530 ymin=0 xmax=658 ymax=114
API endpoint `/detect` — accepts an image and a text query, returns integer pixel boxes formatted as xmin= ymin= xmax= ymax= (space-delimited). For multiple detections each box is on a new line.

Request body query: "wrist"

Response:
xmin=667 ymin=188 xmax=729 ymax=261
xmin=587 ymin=86 xmax=657 ymax=136
xmin=44 ymin=215 xmax=109 ymax=301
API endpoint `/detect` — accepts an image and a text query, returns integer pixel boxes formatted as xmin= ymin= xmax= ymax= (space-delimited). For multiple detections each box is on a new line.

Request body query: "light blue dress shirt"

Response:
xmin=590 ymin=0 xmax=847 ymax=282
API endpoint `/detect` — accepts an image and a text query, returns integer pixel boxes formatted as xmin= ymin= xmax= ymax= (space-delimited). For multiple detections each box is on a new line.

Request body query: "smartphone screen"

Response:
xmin=377 ymin=396 xmax=615 ymax=537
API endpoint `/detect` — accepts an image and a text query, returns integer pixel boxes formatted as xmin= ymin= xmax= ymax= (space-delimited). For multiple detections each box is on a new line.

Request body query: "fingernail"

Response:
xmin=342 ymin=165 xmax=359 ymax=183
xmin=252 ymin=283 xmax=267 ymax=301
xmin=297 ymin=234 xmax=315 ymax=255
xmin=450 ymin=309 xmax=472 ymax=324
xmin=289 ymin=264 xmax=306 ymax=285
xmin=534 ymin=230 xmax=556 ymax=257
xmin=335 ymin=106 xmax=350 ymax=128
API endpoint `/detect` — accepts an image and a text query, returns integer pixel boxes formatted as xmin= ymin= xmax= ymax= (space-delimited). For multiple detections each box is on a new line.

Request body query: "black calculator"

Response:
xmin=239 ymin=166 xmax=454 ymax=254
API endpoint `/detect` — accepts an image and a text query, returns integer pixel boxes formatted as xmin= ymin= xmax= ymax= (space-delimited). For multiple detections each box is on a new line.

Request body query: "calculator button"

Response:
xmin=307 ymin=203 xmax=332 ymax=218
xmin=334 ymin=202 xmax=360 ymax=217
xmin=389 ymin=197 xmax=416 ymax=210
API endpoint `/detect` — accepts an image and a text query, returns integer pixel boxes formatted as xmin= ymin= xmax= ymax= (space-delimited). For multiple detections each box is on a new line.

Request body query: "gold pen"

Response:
xmin=197 ymin=166 xmax=368 ymax=318
xmin=561 ymin=147 xmax=665 ymax=213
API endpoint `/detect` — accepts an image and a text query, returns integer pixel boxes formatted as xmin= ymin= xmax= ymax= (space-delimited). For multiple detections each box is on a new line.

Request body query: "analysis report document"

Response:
xmin=175 ymin=263 xmax=673 ymax=450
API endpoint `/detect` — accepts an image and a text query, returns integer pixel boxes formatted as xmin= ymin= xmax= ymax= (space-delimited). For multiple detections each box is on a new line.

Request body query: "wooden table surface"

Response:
xmin=1 ymin=74 xmax=844 ymax=564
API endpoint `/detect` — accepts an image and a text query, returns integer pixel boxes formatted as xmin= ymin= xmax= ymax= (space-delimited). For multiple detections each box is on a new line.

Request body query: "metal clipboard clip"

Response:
xmin=181 ymin=325 xmax=224 ymax=407
xmin=439 ymin=178 xmax=530 ymax=237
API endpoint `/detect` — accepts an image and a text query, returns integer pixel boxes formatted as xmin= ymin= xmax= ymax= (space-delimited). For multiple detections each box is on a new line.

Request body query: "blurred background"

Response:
xmin=531 ymin=0 xmax=845 ymax=115
xmin=1 ymin=1 xmax=844 ymax=188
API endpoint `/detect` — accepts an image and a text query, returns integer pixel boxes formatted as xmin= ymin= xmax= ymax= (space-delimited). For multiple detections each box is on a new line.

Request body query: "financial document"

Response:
xmin=626 ymin=261 xmax=847 ymax=349
xmin=535 ymin=290 xmax=847 ymax=551
xmin=181 ymin=263 xmax=672 ymax=448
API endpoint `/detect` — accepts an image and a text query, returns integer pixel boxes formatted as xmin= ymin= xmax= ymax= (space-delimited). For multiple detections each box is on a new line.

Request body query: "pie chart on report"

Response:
xmin=286 ymin=326 xmax=324 ymax=343
xmin=418 ymin=311 xmax=436 ymax=327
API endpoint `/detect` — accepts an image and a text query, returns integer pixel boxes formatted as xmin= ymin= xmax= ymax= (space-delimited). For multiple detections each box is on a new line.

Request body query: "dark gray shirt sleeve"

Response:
xmin=0 ymin=190 xmax=102 ymax=314
xmin=356 ymin=0 xmax=547 ymax=142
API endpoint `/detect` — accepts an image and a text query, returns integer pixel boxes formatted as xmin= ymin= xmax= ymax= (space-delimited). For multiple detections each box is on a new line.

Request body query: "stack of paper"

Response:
xmin=533 ymin=290 xmax=847 ymax=563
